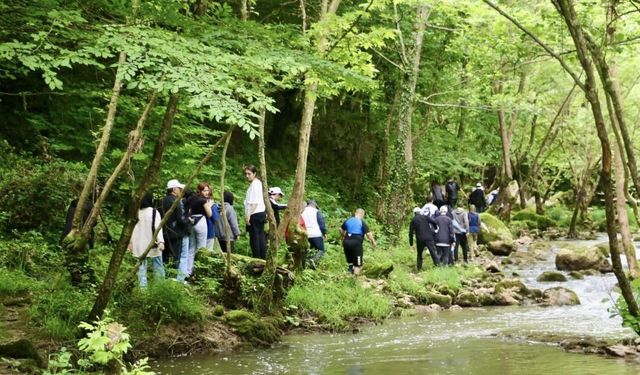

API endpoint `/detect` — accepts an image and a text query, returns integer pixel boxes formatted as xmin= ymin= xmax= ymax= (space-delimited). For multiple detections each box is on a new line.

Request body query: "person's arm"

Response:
xmin=317 ymin=211 xmax=327 ymax=236
xmin=339 ymin=222 xmax=346 ymax=242
xmin=204 ymin=199 xmax=213 ymax=218
xmin=228 ymin=207 xmax=241 ymax=237
xmin=448 ymin=220 xmax=455 ymax=243
xmin=155 ymin=210 xmax=165 ymax=250
xmin=408 ymin=220 xmax=415 ymax=247
xmin=366 ymin=232 xmax=377 ymax=248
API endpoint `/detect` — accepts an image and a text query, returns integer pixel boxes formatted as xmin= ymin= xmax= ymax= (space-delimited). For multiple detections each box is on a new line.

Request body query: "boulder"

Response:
xmin=536 ymin=271 xmax=568 ymax=282
xmin=425 ymin=291 xmax=452 ymax=309
xmin=487 ymin=240 xmax=514 ymax=256
xmin=593 ymin=242 xmax=610 ymax=257
xmin=495 ymin=290 xmax=521 ymax=305
xmin=414 ymin=304 xmax=442 ymax=314
xmin=542 ymin=287 xmax=580 ymax=306
xmin=495 ymin=279 xmax=530 ymax=296
xmin=363 ymin=261 xmax=394 ymax=279
xmin=475 ymin=288 xmax=495 ymax=305
xmin=478 ymin=213 xmax=514 ymax=244
xmin=455 ymin=291 xmax=480 ymax=307
xmin=224 ymin=310 xmax=281 ymax=346
xmin=555 ymin=247 xmax=609 ymax=271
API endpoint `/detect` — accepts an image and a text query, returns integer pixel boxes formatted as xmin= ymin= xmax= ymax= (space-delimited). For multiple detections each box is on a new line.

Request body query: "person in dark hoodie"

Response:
xmin=409 ymin=207 xmax=438 ymax=270
xmin=215 ymin=191 xmax=241 ymax=253
xmin=433 ymin=205 xmax=455 ymax=266
xmin=451 ymin=205 xmax=470 ymax=263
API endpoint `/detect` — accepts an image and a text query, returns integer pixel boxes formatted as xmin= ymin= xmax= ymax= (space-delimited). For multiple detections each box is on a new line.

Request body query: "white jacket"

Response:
xmin=130 ymin=207 xmax=164 ymax=258
xmin=301 ymin=206 xmax=322 ymax=238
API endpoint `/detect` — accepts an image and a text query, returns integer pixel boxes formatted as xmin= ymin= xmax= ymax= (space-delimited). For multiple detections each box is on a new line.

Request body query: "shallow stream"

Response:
xmin=155 ymin=238 xmax=640 ymax=374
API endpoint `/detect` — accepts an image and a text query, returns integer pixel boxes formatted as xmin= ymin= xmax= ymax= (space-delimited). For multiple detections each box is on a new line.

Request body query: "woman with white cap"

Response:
xmin=268 ymin=186 xmax=287 ymax=227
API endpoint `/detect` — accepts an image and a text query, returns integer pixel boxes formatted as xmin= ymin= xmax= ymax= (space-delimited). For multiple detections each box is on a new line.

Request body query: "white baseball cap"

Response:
xmin=167 ymin=179 xmax=185 ymax=189
xmin=413 ymin=207 xmax=421 ymax=213
xmin=439 ymin=206 xmax=448 ymax=213
xmin=268 ymin=187 xmax=284 ymax=196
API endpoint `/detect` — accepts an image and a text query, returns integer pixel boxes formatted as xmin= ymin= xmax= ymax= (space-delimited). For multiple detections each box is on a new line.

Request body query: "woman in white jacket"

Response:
xmin=129 ymin=192 xmax=165 ymax=287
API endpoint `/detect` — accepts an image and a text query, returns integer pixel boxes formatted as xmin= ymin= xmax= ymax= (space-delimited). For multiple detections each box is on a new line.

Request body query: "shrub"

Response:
xmin=29 ymin=287 xmax=94 ymax=340
xmin=0 ymin=268 xmax=42 ymax=297
xmin=0 ymin=231 xmax=63 ymax=275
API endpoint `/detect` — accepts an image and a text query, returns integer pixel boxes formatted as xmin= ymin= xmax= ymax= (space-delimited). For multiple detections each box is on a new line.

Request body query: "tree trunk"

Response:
xmin=614 ymin=144 xmax=639 ymax=277
xmin=88 ymin=95 xmax=179 ymax=321
xmin=219 ymin=126 xmax=235 ymax=278
xmin=382 ymin=4 xmax=430 ymax=236
xmin=553 ymin=0 xmax=639 ymax=317
xmin=567 ymin=199 xmax=580 ymax=239
xmin=280 ymin=0 xmax=341 ymax=270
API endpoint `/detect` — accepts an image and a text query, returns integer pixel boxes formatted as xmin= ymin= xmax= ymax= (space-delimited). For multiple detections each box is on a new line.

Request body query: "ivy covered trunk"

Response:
xmin=382 ymin=4 xmax=429 ymax=236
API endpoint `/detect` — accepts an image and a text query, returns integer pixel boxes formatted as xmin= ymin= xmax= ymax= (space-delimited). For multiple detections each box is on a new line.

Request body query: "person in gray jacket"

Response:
xmin=433 ymin=206 xmax=455 ymax=266
xmin=451 ymin=205 xmax=470 ymax=263
xmin=215 ymin=191 xmax=241 ymax=253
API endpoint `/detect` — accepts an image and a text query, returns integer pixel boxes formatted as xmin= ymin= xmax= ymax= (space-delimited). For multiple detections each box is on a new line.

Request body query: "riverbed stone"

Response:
xmin=594 ymin=241 xmax=610 ymax=257
xmin=484 ymin=260 xmax=502 ymax=273
xmin=495 ymin=290 xmax=521 ymax=305
xmin=478 ymin=213 xmax=514 ymax=244
xmin=542 ymin=287 xmax=580 ymax=306
xmin=425 ymin=291 xmax=452 ymax=309
xmin=487 ymin=240 xmax=514 ymax=256
xmin=605 ymin=345 xmax=636 ymax=357
xmin=568 ymin=271 xmax=584 ymax=280
xmin=555 ymin=247 xmax=609 ymax=271
xmin=414 ymin=304 xmax=442 ymax=314
xmin=494 ymin=279 xmax=530 ymax=296
xmin=455 ymin=291 xmax=480 ymax=307
xmin=536 ymin=271 xmax=568 ymax=282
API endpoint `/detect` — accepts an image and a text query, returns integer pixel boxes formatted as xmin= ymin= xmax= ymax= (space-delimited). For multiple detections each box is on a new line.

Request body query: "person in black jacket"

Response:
xmin=433 ymin=206 xmax=455 ymax=266
xmin=445 ymin=177 xmax=461 ymax=208
xmin=161 ymin=179 xmax=189 ymax=267
xmin=468 ymin=182 xmax=486 ymax=213
xmin=409 ymin=207 xmax=438 ymax=270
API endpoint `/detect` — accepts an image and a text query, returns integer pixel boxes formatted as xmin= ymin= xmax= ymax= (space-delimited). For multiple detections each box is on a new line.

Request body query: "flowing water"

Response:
xmin=155 ymin=238 xmax=640 ymax=374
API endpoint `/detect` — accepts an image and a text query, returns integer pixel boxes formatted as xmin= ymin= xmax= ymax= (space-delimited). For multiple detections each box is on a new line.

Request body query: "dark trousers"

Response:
xmin=436 ymin=245 xmax=450 ymax=266
xmin=248 ymin=211 xmax=267 ymax=259
xmin=163 ymin=236 xmax=182 ymax=268
xmin=416 ymin=240 xmax=438 ymax=270
xmin=218 ymin=237 xmax=235 ymax=253
xmin=454 ymin=233 xmax=469 ymax=262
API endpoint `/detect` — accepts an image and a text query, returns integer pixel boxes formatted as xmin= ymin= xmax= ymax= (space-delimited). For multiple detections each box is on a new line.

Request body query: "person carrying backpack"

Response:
xmin=129 ymin=192 xmax=165 ymax=287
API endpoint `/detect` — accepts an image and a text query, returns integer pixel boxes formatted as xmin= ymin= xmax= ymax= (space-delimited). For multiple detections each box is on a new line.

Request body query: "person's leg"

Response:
xmin=152 ymin=256 xmax=165 ymax=282
xmin=138 ymin=258 xmax=148 ymax=287
xmin=453 ymin=234 xmax=462 ymax=262
xmin=460 ymin=233 xmax=469 ymax=262
xmin=206 ymin=238 xmax=215 ymax=252
xmin=353 ymin=241 xmax=364 ymax=275
xmin=247 ymin=222 xmax=259 ymax=258
xmin=255 ymin=213 xmax=267 ymax=259
xmin=249 ymin=213 xmax=267 ymax=259
xmin=310 ymin=237 xmax=326 ymax=262
xmin=162 ymin=235 xmax=173 ymax=265
xmin=472 ymin=233 xmax=479 ymax=257
xmin=343 ymin=242 xmax=353 ymax=273
xmin=426 ymin=241 xmax=438 ymax=266
xmin=416 ymin=240 xmax=426 ymax=271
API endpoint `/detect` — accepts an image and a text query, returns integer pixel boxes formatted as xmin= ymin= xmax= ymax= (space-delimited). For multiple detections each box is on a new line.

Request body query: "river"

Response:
xmin=155 ymin=239 xmax=640 ymax=374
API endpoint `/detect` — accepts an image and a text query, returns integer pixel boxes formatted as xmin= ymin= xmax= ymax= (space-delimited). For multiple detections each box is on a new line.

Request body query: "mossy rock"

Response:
xmin=568 ymin=271 xmax=584 ymax=280
xmin=0 ymin=339 xmax=43 ymax=368
xmin=593 ymin=242 xmax=610 ymax=257
xmin=479 ymin=213 xmax=514 ymax=244
xmin=425 ymin=291 xmax=452 ymax=308
xmin=543 ymin=287 xmax=580 ymax=306
xmin=455 ymin=291 xmax=480 ymax=307
xmin=224 ymin=310 xmax=281 ymax=346
xmin=512 ymin=210 xmax=557 ymax=230
xmin=536 ymin=271 xmax=568 ymax=282
xmin=363 ymin=261 xmax=394 ymax=279
xmin=555 ymin=247 xmax=608 ymax=271
xmin=494 ymin=279 xmax=529 ymax=296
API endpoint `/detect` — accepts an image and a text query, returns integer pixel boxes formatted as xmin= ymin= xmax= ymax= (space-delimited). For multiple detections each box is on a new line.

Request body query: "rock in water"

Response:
xmin=555 ymin=247 xmax=610 ymax=271
xmin=224 ymin=310 xmax=281 ymax=346
xmin=485 ymin=260 xmax=502 ymax=273
xmin=542 ymin=287 xmax=580 ymax=306
xmin=536 ymin=271 xmax=568 ymax=282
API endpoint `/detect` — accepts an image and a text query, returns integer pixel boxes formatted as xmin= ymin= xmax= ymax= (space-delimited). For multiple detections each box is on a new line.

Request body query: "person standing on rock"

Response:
xmin=451 ymin=205 xmax=470 ymax=263
xmin=445 ymin=177 xmax=461 ymax=208
xmin=129 ymin=192 xmax=165 ymax=287
xmin=268 ymin=187 xmax=287 ymax=227
xmin=409 ymin=207 xmax=438 ymax=270
xmin=244 ymin=165 xmax=267 ymax=259
xmin=215 ymin=191 xmax=241 ymax=253
xmin=160 ymin=179 xmax=188 ymax=267
xmin=433 ymin=206 xmax=455 ymax=266
xmin=467 ymin=204 xmax=484 ymax=258
xmin=340 ymin=208 xmax=376 ymax=275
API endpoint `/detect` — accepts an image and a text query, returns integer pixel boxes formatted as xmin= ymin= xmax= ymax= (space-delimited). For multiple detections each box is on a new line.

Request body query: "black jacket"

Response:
xmin=161 ymin=194 xmax=189 ymax=239
xmin=409 ymin=214 xmax=436 ymax=245
xmin=433 ymin=215 xmax=455 ymax=245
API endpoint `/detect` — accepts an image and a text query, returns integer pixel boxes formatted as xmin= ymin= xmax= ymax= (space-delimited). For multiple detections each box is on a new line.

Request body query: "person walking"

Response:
xmin=445 ymin=177 xmax=461 ymax=208
xmin=177 ymin=182 xmax=212 ymax=282
xmin=431 ymin=181 xmax=446 ymax=208
xmin=161 ymin=179 xmax=188 ymax=267
xmin=268 ymin=187 xmax=287 ymax=227
xmin=129 ymin=192 xmax=165 ymax=287
xmin=244 ymin=165 xmax=267 ymax=259
xmin=409 ymin=207 xmax=438 ymax=270
xmin=433 ymin=206 xmax=455 ymax=266
xmin=339 ymin=208 xmax=376 ymax=275
xmin=468 ymin=204 xmax=484 ymax=258
xmin=301 ymin=199 xmax=328 ymax=266
xmin=421 ymin=195 xmax=438 ymax=217
xmin=469 ymin=182 xmax=486 ymax=213
xmin=451 ymin=205 xmax=470 ymax=263
xmin=215 ymin=191 xmax=241 ymax=254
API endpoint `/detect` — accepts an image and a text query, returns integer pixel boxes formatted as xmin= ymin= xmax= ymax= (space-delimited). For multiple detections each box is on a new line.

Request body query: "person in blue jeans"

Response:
xmin=177 ymin=182 xmax=212 ymax=282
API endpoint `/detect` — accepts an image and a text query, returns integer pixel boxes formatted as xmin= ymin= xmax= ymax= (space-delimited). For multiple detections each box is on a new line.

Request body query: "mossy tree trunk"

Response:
xmin=382 ymin=3 xmax=430 ymax=236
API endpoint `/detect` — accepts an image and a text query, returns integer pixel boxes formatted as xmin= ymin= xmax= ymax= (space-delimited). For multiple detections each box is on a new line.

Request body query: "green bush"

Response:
xmin=511 ymin=209 xmax=557 ymax=230
xmin=0 ymin=268 xmax=42 ymax=297
xmin=545 ymin=206 xmax=572 ymax=228
xmin=0 ymin=231 xmax=63 ymax=275
xmin=29 ymin=287 xmax=94 ymax=340
xmin=0 ymin=150 xmax=87 ymax=236
xmin=120 ymin=280 xmax=208 ymax=326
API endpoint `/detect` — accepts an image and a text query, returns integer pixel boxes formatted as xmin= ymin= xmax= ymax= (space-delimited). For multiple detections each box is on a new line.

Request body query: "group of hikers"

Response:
xmin=119 ymin=170 xmax=493 ymax=286
xmin=410 ymin=178 xmax=490 ymax=271
xmin=124 ymin=165 xmax=378 ymax=286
